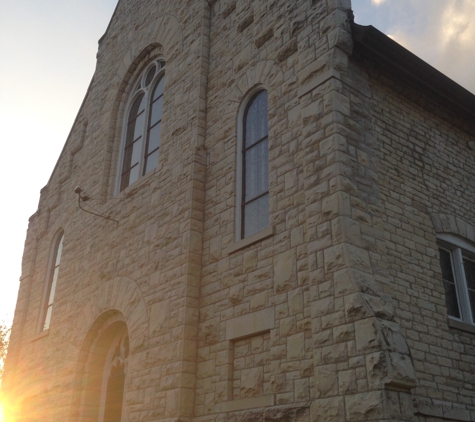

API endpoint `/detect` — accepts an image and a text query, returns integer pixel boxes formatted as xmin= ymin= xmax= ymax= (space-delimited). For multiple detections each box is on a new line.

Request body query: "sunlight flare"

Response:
xmin=0 ymin=392 xmax=20 ymax=422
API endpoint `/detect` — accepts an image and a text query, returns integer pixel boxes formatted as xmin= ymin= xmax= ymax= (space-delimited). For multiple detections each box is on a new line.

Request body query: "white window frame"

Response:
xmin=115 ymin=59 xmax=166 ymax=194
xmin=235 ymin=86 xmax=269 ymax=241
xmin=438 ymin=233 xmax=475 ymax=325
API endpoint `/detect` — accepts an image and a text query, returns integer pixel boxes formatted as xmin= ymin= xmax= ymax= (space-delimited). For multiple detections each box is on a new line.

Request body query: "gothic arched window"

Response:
xmin=238 ymin=89 xmax=269 ymax=239
xmin=41 ymin=232 xmax=64 ymax=331
xmin=118 ymin=59 xmax=165 ymax=192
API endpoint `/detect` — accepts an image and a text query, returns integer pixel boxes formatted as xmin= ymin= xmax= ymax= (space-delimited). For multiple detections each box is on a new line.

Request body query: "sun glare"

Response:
xmin=0 ymin=393 xmax=16 ymax=422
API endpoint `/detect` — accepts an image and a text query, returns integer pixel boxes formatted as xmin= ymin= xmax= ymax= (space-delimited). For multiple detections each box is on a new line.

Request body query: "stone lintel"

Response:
xmin=225 ymin=308 xmax=274 ymax=340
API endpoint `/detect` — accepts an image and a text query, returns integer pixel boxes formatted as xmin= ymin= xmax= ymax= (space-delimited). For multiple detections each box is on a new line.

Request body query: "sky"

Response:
xmin=0 ymin=0 xmax=474 ymax=326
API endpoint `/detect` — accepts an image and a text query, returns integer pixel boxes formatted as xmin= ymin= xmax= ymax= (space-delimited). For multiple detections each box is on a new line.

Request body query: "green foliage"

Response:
xmin=0 ymin=322 xmax=11 ymax=382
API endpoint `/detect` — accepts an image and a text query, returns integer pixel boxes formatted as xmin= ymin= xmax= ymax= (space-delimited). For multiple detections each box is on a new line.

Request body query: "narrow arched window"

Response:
xmin=41 ymin=233 xmax=64 ymax=331
xmin=239 ymin=90 xmax=269 ymax=239
xmin=119 ymin=60 xmax=165 ymax=192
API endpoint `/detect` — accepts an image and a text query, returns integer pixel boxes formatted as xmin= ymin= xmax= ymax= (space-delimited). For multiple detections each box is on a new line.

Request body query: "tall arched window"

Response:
xmin=118 ymin=59 xmax=165 ymax=192
xmin=41 ymin=232 xmax=64 ymax=331
xmin=238 ymin=90 xmax=269 ymax=239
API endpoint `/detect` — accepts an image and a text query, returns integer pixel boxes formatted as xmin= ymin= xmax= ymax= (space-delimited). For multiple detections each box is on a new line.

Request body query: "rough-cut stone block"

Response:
xmin=149 ymin=300 xmax=170 ymax=335
xmin=311 ymin=397 xmax=345 ymax=422
xmin=314 ymin=364 xmax=338 ymax=397
xmin=355 ymin=318 xmax=380 ymax=353
xmin=345 ymin=391 xmax=384 ymax=421
xmin=287 ymin=333 xmax=305 ymax=360
xmin=274 ymin=249 xmax=296 ymax=292
xmin=324 ymin=243 xmax=371 ymax=274
xmin=338 ymin=370 xmax=356 ymax=396
xmin=240 ymin=367 xmax=263 ymax=398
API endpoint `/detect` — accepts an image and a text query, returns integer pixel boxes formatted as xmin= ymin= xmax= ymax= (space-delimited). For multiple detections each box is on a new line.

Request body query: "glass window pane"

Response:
xmin=150 ymin=96 xmax=163 ymax=127
xmin=48 ymin=268 xmax=60 ymax=306
xmin=439 ymin=248 xmax=461 ymax=319
xmin=148 ymin=123 xmax=161 ymax=154
xmin=122 ymin=146 xmax=132 ymax=174
xmin=440 ymin=248 xmax=455 ymax=282
xmin=144 ymin=149 xmax=159 ymax=175
xmin=126 ymin=95 xmax=145 ymax=146
xmin=244 ymin=194 xmax=269 ymax=238
xmin=444 ymin=279 xmax=461 ymax=319
xmin=125 ymin=122 xmax=135 ymax=147
xmin=126 ymin=110 xmax=144 ymax=146
xmin=43 ymin=306 xmax=53 ymax=331
xmin=133 ymin=112 xmax=145 ymax=141
xmin=131 ymin=139 xmax=142 ymax=166
xmin=244 ymin=139 xmax=268 ymax=202
xmin=468 ymin=289 xmax=475 ymax=322
xmin=55 ymin=236 xmax=64 ymax=266
xmin=152 ymin=76 xmax=165 ymax=100
xmin=128 ymin=94 xmax=145 ymax=123
xmin=463 ymin=255 xmax=475 ymax=319
xmin=129 ymin=164 xmax=140 ymax=186
xmin=122 ymin=138 xmax=142 ymax=174
xmin=463 ymin=256 xmax=475 ymax=290
xmin=120 ymin=171 xmax=130 ymax=192
xmin=245 ymin=91 xmax=268 ymax=148
xmin=145 ymin=65 xmax=156 ymax=86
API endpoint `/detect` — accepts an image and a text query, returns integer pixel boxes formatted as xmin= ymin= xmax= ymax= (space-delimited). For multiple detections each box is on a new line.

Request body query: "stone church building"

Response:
xmin=4 ymin=0 xmax=475 ymax=421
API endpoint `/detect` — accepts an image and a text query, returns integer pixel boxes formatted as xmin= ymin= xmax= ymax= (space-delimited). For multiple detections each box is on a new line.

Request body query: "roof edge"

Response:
xmin=43 ymin=74 xmax=95 ymax=190
xmin=98 ymin=0 xmax=122 ymax=47
xmin=351 ymin=22 xmax=475 ymax=120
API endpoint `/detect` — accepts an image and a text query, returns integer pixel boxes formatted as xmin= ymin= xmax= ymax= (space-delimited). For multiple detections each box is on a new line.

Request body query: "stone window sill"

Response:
xmin=114 ymin=166 xmax=158 ymax=199
xmin=226 ymin=226 xmax=274 ymax=255
xmin=31 ymin=329 xmax=50 ymax=342
xmin=447 ymin=318 xmax=475 ymax=334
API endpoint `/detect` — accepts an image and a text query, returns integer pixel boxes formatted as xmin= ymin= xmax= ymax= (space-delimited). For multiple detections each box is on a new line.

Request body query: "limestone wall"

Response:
xmin=197 ymin=0 xmax=359 ymax=420
xmin=345 ymin=52 xmax=475 ymax=420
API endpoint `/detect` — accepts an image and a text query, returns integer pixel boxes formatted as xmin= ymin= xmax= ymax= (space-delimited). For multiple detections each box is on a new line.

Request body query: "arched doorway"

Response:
xmin=71 ymin=311 xmax=129 ymax=422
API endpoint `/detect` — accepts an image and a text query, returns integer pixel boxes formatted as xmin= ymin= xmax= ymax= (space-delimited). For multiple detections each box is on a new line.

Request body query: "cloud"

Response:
xmin=377 ymin=0 xmax=475 ymax=93
xmin=434 ymin=1 xmax=475 ymax=92
xmin=441 ymin=0 xmax=474 ymax=47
